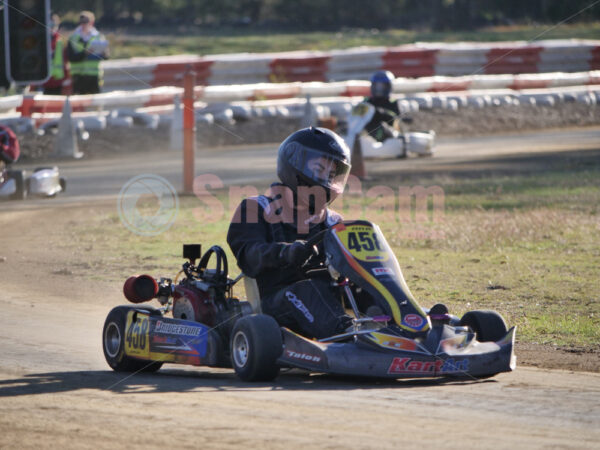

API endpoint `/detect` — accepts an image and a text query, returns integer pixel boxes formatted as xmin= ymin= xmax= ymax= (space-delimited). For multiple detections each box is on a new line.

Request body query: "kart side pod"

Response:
xmin=123 ymin=275 xmax=158 ymax=303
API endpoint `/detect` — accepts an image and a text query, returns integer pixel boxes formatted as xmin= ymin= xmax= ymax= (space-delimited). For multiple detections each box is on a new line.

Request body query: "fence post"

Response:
xmin=183 ymin=67 xmax=196 ymax=194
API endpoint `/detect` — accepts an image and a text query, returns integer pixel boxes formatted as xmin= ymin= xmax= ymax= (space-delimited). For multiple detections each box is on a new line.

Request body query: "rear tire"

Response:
xmin=102 ymin=306 xmax=163 ymax=373
xmin=460 ymin=310 xmax=508 ymax=342
xmin=230 ymin=314 xmax=282 ymax=381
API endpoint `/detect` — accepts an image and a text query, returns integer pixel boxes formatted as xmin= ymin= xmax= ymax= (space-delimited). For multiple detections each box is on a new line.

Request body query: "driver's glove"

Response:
xmin=279 ymin=240 xmax=313 ymax=267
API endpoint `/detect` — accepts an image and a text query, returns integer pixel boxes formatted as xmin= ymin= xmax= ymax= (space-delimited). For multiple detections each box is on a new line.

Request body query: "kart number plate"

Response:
xmin=336 ymin=224 xmax=389 ymax=262
xmin=125 ymin=311 xmax=151 ymax=359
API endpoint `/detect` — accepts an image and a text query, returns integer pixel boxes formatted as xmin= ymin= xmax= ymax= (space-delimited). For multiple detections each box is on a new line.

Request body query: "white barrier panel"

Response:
xmin=0 ymin=95 xmax=23 ymax=113
xmin=327 ymin=47 xmax=386 ymax=80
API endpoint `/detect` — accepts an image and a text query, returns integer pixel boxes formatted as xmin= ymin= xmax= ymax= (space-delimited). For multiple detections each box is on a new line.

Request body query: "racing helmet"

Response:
xmin=0 ymin=125 xmax=19 ymax=165
xmin=370 ymin=70 xmax=395 ymax=99
xmin=277 ymin=127 xmax=351 ymax=204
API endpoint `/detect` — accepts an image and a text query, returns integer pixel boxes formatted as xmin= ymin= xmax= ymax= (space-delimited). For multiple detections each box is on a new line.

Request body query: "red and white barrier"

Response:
xmin=100 ymin=39 xmax=600 ymax=92
xmin=6 ymin=70 xmax=600 ymax=121
xmin=6 ymin=84 xmax=599 ymax=132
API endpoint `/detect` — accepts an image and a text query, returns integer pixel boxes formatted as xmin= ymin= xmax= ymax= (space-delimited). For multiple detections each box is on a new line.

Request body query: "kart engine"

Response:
xmin=123 ymin=244 xmax=251 ymax=341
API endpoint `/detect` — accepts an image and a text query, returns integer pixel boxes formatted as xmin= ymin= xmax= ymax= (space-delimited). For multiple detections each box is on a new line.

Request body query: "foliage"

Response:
xmin=104 ymin=22 xmax=600 ymax=58
xmin=51 ymin=0 xmax=600 ymax=31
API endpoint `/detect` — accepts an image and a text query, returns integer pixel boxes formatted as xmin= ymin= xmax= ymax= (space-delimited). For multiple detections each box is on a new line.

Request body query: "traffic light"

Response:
xmin=3 ymin=0 xmax=51 ymax=84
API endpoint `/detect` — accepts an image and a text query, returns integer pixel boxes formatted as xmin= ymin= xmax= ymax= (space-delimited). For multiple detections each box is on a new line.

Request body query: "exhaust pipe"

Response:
xmin=123 ymin=275 xmax=158 ymax=303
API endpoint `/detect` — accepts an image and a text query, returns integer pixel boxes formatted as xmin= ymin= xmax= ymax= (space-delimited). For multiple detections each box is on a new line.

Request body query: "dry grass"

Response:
xmin=64 ymin=149 xmax=600 ymax=349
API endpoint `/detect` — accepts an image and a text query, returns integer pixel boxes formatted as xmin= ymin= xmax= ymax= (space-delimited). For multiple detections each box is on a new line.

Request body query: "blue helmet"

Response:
xmin=370 ymin=70 xmax=395 ymax=99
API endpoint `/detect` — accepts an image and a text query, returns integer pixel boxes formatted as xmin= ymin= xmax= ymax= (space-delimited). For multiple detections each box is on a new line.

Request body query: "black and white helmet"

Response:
xmin=277 ymin=127 xmax=351 ymax=204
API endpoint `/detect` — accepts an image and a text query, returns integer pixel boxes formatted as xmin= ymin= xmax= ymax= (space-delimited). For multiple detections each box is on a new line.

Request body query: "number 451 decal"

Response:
xmin=347 ymin=231 xmax=382 ymax=252
xmin=340 ymin=227 xmax=389 ymax=262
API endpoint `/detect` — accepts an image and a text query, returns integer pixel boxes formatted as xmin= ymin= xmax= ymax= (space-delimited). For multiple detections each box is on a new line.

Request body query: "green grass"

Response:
xmin=105 ymin=22 xmax=600 ymax=58
xmin=67 ymin=151 xmax=600 ymax=349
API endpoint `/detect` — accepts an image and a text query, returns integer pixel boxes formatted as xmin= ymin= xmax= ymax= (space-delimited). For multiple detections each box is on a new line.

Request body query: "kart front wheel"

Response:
xmin=230 ymin=314 xmax=282 ymax=382
xmin=460 ymin=310 xmax=508 ymax=342
xmin=102 ymin=306 xmax=163 ymax=373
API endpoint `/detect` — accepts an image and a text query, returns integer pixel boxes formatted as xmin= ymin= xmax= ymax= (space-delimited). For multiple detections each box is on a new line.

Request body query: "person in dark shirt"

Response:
xmin=364 ymin=70 xmax=401 ymax=142
xmin=227 ymin=127 xmax=353 ymax=339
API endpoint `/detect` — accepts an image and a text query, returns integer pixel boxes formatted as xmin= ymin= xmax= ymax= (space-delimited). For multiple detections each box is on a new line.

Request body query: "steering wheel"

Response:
xmin=305 ymin=228 xmax=328 ymax=248
xmin=197 ymin=245 xmax=228 ymax=284
xmin=300 ymin=229 xmax=329 ymax=273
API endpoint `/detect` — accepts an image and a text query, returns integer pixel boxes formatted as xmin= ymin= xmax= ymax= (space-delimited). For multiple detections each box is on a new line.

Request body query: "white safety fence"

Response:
xmin=98 ymin=39 xmax=600 ymax=91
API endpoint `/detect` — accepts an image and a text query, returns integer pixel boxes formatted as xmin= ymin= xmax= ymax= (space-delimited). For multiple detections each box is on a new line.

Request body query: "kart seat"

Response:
xmin=243 ymin=276 xmax=262 ymax=314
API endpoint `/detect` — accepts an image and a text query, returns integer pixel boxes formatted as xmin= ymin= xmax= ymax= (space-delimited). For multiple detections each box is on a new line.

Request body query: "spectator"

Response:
xmin=41 ymin=14 xmax=69 ymax=95
xmin=67 ymin=11 xmax=109 ymax=95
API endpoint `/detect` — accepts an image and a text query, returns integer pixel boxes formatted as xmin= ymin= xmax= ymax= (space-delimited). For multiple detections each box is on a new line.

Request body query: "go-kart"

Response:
xmin=102 ymin=220 xmax=516 ymax=381
xmin=0 ymin=166 xmax=66 ymax=200
xmin=343 ymin=102 xmax=435 ymax=159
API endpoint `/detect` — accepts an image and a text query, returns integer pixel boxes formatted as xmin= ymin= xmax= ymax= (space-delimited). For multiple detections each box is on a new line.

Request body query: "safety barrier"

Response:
xmin=100 ymin=39 xmax=600 ymax=91
xmin=5 ymin=70 xmax=599 ymax=121
xmin=2 ymin=84 xmax=595 ymax=133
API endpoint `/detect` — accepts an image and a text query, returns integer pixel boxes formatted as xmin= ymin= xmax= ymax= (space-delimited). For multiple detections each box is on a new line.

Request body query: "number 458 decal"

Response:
xmin=125 ymin=311 xmax=151 ymax=358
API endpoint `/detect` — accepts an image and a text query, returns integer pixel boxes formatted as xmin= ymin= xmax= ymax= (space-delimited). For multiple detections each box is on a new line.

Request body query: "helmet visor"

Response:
xmin=371 ymin=81 xmax=391 ymax=98
xmin=288 ymin=145 xmax=350 ymax=195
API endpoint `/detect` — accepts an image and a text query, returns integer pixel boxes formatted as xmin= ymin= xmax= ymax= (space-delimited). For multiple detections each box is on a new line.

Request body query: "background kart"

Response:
xmin=343 ymin=102 xmax=435 ymax=159
xmin=103 ymin=221 xmax=516 ymax=381
xmin=0 ymin=166 xmax=66 ymax=200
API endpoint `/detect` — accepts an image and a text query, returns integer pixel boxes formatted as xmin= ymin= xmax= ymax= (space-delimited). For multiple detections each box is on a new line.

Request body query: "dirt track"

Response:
xmin=2 ymin=259 xmax=600 ymax=449
xmin=2 ymin=262 xmax=600 ymax=449
xmin=1 ymin=130 xmax=600 ymax=448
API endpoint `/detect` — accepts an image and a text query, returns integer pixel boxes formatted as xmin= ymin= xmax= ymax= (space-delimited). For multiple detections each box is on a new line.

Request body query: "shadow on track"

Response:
xmin=0 ymin=368 xmax=495 ymax=398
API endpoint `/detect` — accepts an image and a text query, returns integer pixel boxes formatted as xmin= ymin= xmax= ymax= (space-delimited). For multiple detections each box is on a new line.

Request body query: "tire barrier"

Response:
xmin=3 ymin=84 xmax=598 ymax=161
xmin=28 ymin=84 xmax=600 ymax=130
xmin=4 ymin=70 xmax=599 ymax=122
xmin=99 ymin=39 xmax=600 ymax=91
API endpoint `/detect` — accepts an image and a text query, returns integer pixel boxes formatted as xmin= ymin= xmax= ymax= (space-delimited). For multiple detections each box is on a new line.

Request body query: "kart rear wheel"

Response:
xmin=102 ymin=306 xmax=163 ymax=373
xmin=460 ymin=310 xmax=508 ymax=342
xmin=230 ymin=314 xmax=282 ymax=382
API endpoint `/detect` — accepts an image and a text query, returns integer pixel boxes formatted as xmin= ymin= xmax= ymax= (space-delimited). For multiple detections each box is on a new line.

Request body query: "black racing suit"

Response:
xmin=227 ymin=191 xmax=351 ymax=339
xmin=364 ymin=96 xmax=400 ymax=142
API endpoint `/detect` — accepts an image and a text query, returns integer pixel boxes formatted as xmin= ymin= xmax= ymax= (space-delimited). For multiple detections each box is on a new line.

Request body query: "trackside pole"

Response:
xmin=350 ymin=135 xmax=367 ymax=179
xmin=53 ymin=97 xmax=84 ymax=159
xmin=183 ymin=68 xmax=196 ymax=194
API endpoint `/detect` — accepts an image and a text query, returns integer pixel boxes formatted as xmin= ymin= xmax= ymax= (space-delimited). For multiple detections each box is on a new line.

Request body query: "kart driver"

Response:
xmin=227 ymin=127 xmax=353 ymax=339
xmin=364 ymin=70 xmax=401 ymax=143
xmin=0 ymin=125 xmax=20 ymax=171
